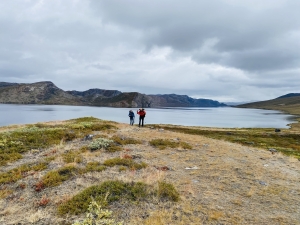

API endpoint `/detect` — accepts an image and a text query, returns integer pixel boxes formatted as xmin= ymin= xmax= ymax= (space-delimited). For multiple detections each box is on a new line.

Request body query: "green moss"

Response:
xmin=103 ymin=158 xmax=147 ymax=170
xmin=0 ymin=162 xmax=48 ymax=184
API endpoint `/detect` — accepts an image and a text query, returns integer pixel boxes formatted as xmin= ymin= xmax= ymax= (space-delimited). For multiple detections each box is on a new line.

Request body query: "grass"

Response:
xmin=62 ymin=151 xmax=83 ymax=163
xmin=152 ymin=126 xmax=300 ymax=158
xmin=0 ymin=162 xmax=48 ymax=184
xmin=85 ymin=162 xmax=107 ymax=172
xmin=111 ymin=136 xmax=142 ymax=145
xmin=0 ymin=117 xmax=116 ymax=165
xmin=57 ymin=180 xmax=179 ymax=216
xmin=39 ymin=166 xmax=79 ymax=189
xmin=103 ymin=158 xmax=147 ymax=170
xmin=149 ymin=139 xmax=192 ymax=150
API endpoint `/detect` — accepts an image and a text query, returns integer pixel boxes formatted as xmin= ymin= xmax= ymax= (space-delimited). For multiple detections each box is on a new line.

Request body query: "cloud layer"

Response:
xmin=0 ymin=0 xmax=299 ymax=102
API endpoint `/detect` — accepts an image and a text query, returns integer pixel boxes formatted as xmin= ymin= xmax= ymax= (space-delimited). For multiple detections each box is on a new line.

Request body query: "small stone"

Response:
xmin=259 ymin=181 xmax=267 ymax=186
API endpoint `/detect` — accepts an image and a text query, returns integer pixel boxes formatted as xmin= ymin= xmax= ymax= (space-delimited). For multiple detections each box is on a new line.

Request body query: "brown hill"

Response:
xmin=237 ymin=94 xmax=300 ymax=115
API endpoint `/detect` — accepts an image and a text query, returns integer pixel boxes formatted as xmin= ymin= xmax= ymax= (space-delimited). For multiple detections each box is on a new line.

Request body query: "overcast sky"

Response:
xmin=0 ymin=0 xmax=300 ymax=102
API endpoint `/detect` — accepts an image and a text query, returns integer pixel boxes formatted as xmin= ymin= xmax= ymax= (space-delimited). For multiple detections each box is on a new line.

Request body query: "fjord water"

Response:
xmin=0 ymin=104 xmax=295 ymax=128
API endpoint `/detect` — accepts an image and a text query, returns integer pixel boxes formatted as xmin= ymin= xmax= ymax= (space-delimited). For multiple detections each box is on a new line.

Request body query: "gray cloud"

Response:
xmin=0 ymin=0 xmax=299 ymax=102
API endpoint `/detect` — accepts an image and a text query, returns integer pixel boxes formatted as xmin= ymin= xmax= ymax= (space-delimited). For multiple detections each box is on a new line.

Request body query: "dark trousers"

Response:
xmin=139 ymin=116 xmax=145 ymax=127
xmin=129 ymin=117 xmax=134 ymax=125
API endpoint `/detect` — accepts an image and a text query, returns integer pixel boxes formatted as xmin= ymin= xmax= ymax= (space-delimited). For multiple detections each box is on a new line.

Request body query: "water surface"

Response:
xmin=0 ymin=104 xmax=295 ymax=128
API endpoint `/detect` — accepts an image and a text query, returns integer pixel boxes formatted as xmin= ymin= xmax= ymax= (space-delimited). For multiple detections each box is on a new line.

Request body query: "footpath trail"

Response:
xmin=0 ymin=120 xmax=299 ymax=225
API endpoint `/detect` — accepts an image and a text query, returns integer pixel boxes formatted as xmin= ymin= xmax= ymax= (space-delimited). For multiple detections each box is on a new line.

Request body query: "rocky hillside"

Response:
xmin=147 ymin=94 xmax=227 ymax=107
xmin=0 ymin=81 xmax=226 ymax=108
xmin=237 ymin=93 xmax=300 ymax=115
xmin=0 ymin=81 xmax=81 ymax=105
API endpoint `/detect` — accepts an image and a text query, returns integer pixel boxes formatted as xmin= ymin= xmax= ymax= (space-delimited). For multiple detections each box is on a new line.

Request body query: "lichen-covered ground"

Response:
xmin=0 ymin=119 xmax=300 ymax=225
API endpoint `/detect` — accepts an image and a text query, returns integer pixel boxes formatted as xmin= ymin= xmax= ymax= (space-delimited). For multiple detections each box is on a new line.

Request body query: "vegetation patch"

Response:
xmin=72 ymin=199 xmax=123 ymax=225
xmin=157 ymin=182 xmax=180 ymax=202
xmin=85 ymin=162 xmax=107 ymax=172
xmin=88 ymin=138 xmax=113 ymax=151
xmin=111 ymin=136 xmax=142 ymax=145
xmin=0 ymin=117 xmax=116 ymax=165
xmin=58 ymin=180 xmax=179 ymax=216
xmin=103 ymin=158 xmax=147 ymax=170
xmin=149 ymin=139 xmax=192 ymax=150
xmin=0 ymin=162 xmax=48 ymax=185
xmin=152 ymin=126 xmax=300 ymax=158
xmin=0 ymin=188 xmax=13 ymax=199
xmin=39 ymin=166 xmax=79 ymax=189
xmin=62 ymin=151 xmax=83 ymax=164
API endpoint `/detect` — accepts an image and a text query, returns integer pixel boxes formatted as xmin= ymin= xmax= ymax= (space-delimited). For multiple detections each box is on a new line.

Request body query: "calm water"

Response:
xmin=0 ymin=104 xmax=296 ymax=128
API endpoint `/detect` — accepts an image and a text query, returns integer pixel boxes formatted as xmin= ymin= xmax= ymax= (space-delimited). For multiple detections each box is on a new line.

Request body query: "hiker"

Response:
xmin=137 ymin=108 xmax=146 ymax=127
xmin=128 ymin=110 xmax=135 ymax=125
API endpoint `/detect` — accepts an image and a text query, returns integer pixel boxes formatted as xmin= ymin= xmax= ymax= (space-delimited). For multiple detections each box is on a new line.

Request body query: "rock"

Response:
xmin=154 ymin=166 xmax=171 ymax=171
xmin=245 ymin=141 xmax=255 ymax=145
xmin=259 ymin=181 xmax=267 ymax=186
xmin=83 ymin=134 xmax=94 ymax=141
xmin=275 ymin=129 xmax=281 ymax=132
xmin=268 ymin=148 xmax=277 ymax=154
xmin=159 ymin=128 xmax=164 ymax=132
xmin=185 ymin=166 xmax=199 ymax=170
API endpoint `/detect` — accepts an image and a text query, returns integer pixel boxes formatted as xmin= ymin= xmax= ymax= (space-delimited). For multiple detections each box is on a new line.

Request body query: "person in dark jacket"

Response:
xmin=128 ymin=110 xmax=135 ymax=125
xmin=137 ymin=108 xmax=146 ymax=127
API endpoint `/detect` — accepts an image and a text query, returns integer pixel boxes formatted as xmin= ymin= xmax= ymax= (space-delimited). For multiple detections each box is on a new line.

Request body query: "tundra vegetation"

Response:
xmin=0 ymin=116 xmax=300 ymax=224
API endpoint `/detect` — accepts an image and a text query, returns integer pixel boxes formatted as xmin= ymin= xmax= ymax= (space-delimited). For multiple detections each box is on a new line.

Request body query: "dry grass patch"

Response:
xmin=149 ymin=139 xmax=192 ymax=150
xmin=103 ymin=158 xmax=147 ymax=170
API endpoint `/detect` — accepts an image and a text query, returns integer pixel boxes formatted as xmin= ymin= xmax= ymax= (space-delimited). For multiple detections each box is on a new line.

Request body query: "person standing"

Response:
xmin=128 ymin=110 xmax=135 ymax=125
xmin=137 ymin=108 xmax=146 ymax=127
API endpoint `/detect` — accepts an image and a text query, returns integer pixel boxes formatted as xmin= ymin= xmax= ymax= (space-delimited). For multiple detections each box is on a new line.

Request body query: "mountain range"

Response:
xmin=0 ymin=81 xmax=226 ymax=108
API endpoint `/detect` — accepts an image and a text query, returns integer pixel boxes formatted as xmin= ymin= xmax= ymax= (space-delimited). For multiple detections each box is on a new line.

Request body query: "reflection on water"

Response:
xmin=0 ymin=104 xmax=296 ymax=128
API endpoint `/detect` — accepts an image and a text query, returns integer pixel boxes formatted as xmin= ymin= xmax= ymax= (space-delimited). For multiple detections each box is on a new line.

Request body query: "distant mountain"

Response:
xmin=0 ymin=81 xmax=81 ymax=105
xmin=0 ymin=81 xmax=226 ymax=108
xmin=237 ymin=93 xmax=300 ymax=115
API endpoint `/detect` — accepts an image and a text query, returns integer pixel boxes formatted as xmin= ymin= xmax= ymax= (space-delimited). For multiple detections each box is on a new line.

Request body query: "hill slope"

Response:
xmin=237 ymin=94 xmax=300 ymax=115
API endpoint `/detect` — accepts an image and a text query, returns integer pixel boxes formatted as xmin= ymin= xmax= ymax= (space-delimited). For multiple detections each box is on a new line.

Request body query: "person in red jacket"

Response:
xmin=137 ymin=108 xmax=146 ymax=127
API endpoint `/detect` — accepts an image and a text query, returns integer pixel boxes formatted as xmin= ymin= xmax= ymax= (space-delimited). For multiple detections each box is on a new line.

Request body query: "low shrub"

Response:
xmin=58 ymin=180 xmax=180 ymax=216
xmin=58 ymin=180 xmax=149 ymax=215
xmin=103 ymin=158 xmax=147 ymax=170
xmin=85 ymin=162 xmax=107 ymax=172
xmin=40 ymin=166 xmax=78 ymax=188
xmin=157 ymin=182 xmax=180 ymax=202
xmin=72 ymin=199 xmax=123 ymax=225
xmin=89 ymin=138 xmax=113 ymax=151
